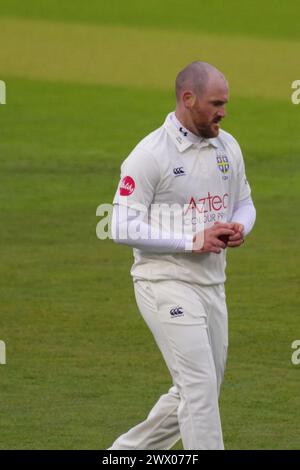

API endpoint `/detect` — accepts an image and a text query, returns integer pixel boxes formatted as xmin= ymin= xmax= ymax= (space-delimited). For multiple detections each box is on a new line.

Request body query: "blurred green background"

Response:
xmin=0 ymin=0 xmax=299 ymax=449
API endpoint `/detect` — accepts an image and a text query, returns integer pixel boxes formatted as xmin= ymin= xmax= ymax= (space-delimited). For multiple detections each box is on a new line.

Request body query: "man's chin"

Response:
xmin=210 ymin=123 xmax=220 ymax=137
xmin=202 ymin=127 xmax=220 ymax=138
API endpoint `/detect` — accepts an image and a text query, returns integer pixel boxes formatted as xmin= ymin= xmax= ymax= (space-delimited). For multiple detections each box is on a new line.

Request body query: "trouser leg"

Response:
xmin=109 ymin=280 xmax=227 ymax=450
xmin=108 ymin=385 xmax=181 ymax=450
xmin=206 ymin=284 xmax=228 ymax=396
xmin=108 ymin=280 xmax=181 ymax=450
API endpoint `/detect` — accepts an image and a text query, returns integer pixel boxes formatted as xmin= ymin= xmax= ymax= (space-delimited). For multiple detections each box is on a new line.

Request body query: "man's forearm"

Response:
xmin=111 ymin=204 xmax=193 ymax=252
xmin=231 ymin=196 xmax=256 ymax=235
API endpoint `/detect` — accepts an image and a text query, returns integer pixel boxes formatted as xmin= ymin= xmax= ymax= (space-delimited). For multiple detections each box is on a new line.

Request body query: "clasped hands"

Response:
xmin=192 ymin=221 xmax=245 ymax=254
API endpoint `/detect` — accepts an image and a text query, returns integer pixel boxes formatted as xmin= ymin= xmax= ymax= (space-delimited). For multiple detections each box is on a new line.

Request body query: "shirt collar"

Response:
xmin=163 ymin=112 xmax=219 ymax=152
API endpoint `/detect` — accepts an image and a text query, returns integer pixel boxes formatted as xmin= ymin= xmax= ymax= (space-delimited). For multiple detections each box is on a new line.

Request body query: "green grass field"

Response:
xmin=0 ymin=1 xmax=299 ymax=450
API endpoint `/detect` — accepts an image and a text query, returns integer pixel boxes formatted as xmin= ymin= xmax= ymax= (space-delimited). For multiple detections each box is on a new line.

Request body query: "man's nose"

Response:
xmin=218 ymin=106 xmax=226 ymax=118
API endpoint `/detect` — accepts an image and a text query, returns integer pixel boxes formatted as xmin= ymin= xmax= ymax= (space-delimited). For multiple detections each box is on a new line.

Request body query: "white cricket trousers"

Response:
xmin=109 ymin=279 xmax=228 ymax=450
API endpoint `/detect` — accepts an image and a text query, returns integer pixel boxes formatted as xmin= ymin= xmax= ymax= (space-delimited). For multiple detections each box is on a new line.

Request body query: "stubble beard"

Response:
xmin=199 ymin=122 xmax=220 ymax=138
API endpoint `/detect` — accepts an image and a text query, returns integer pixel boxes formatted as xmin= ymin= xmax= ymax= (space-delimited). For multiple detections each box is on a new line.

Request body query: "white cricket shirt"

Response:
xmin=113 ymin=113 xmax=252 ymax=285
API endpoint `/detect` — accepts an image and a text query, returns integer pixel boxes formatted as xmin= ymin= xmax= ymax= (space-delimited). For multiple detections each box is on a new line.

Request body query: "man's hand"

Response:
xmin=192 ymin=224 xmax=235 ymax=254
xmin=215 ymin=221 xmax=245 ymax=248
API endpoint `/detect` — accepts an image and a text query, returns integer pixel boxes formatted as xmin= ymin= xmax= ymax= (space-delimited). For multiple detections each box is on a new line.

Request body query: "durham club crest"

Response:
xmin=216 ymin=154 xmax=230 ymax=174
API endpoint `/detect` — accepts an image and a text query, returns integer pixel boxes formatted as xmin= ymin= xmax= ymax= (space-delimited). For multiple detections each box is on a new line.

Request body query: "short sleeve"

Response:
xmin=113 ymin=145 xmax=160 ymax=211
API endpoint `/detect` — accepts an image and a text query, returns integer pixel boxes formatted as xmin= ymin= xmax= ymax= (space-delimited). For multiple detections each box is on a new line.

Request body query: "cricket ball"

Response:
xmin=218 ymin=234 xmax=230 ymax=245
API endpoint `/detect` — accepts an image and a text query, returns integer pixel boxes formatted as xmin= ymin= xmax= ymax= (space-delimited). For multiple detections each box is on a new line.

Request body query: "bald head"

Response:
xmin=174 ymin=61 xmax=229 ymax=138
xmin=175 ymin=61 xmax=226 ymax=102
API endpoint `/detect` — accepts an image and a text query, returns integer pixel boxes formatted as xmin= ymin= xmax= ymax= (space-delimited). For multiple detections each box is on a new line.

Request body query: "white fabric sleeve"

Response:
xmin=225 ymin=134 xmax=255 ymax=235
xmin=232 ymin=138 xmax=252 ymax=203
xmin=230 ymin=195 xmax=256 ymax=236
xmin=113 ymin=145 xmax=160 ymax=209
xmin=111 ymin=204 xmax=194 ymax=252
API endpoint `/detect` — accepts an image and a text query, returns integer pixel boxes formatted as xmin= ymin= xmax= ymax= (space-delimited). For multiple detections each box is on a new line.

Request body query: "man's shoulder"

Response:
xmin=216 ymin=129 xmax=240 ymax=148
xmin=136 ymin=122 xmax=168 ymax=154
xmin=121 ymin=123 xmax=167 ymax=171
xmin=215 ymin=129 xmax=243 ymax=159
xmin=124 ymin=122 xmax=169 ymax=164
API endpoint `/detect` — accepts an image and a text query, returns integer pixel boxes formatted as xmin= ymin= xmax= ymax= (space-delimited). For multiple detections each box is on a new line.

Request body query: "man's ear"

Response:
xmin=182 ymin=91 xmax=196 ymax=109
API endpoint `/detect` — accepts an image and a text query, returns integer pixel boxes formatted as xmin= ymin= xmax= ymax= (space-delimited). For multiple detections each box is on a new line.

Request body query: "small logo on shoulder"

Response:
xmin=173 ymin=167 xmax=185 ymax=177
xmin=119 ymin=176 xmax=135 ymax=196
xmin=170 ymin=306 xmax=184 ymax=318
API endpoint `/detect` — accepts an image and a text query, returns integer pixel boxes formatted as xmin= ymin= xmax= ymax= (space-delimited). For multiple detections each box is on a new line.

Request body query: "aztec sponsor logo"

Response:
xmin=170 ymin=306 xmax=184 ymax=318
xmin=185 ymin=192 xmax=229 ymax=214
xmin=173 ymin=166 xmax=185 ymax=177
xmin=119 ymin=176 xmax=135 ymax=196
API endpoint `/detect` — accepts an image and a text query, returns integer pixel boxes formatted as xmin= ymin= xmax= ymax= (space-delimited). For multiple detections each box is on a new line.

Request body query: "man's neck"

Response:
xmin=174 ymin=111 xmax=201 ymax=138
xmin=171 ymin=112 xmax=203 ymax=144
